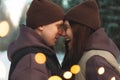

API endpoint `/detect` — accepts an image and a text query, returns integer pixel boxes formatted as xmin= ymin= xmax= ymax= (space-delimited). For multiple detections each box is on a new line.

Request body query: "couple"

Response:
xmin=7 ymin=0 xmax=120 ymax=80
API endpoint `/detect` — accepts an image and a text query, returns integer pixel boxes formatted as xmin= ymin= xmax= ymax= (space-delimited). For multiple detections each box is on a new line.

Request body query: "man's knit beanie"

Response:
xmin=26 ymin=0 xmax=64 ymax=29
xmin=64 ymin=0 xmax=101 ymax=30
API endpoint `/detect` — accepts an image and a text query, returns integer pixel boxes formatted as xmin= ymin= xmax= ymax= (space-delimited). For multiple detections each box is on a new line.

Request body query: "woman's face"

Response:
xmin=64 ymin=20 xmax=73 ymax=49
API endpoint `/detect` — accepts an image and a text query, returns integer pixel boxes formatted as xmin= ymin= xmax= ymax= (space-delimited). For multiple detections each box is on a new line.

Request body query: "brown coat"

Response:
xmin=76 ymin=50 xmax=120 ymax=80
xmin=77 ymin=28 xmax=120 ymax=80
xmin=7 ymin=25 xmax=61 ymax=80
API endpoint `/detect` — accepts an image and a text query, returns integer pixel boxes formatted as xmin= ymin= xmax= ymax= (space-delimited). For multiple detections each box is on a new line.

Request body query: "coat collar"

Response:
xmin=85 ymin=28 xmax=120 ymax=59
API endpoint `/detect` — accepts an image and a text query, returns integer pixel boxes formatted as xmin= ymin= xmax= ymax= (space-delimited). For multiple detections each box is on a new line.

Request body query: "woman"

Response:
xmin=62 ymin=0 xmax=120 ymax=80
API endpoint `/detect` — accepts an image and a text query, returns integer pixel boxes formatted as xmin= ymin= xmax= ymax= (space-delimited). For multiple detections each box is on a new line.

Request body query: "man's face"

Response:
xmin=63 ymin=20 xmax=73 ymax=49
xmin=36 ymin=20 xmax=64 ymax=46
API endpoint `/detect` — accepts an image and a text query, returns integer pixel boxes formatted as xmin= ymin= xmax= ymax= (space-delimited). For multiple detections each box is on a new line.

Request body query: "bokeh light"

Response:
xmin=4 ymin=0 xmax=28 ymax=27
xmin=63 ymin=71 xmax=72 ymax=79
xmin=34 ymin=52 xmax=46 ymax=64
xmin=110 ymin=76 xmax=116 ymax=80
xmin=48 ymin=75 xmax=62 ymax=80
xmin=70 ymin=65 xmax=80 ymax=74
xmin=98 ymin=67 xmax=105 ymax=75
xmin=0 ymin=61 xmax=6 ymax=79
xmin=0 ymin=21 xmax=10 ymax=37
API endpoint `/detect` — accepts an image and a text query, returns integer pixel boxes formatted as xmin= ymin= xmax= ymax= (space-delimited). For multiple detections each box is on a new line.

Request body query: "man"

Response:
xmin=7 ymin=0 xmax=64 ymax=80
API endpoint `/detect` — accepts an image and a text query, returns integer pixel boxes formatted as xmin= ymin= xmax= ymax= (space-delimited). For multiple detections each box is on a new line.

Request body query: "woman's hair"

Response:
xmin=62 ymin=20 xmax=95 ymax=70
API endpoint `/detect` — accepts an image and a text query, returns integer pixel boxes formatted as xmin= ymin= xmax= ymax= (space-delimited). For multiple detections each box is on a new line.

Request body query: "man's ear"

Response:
xmin=37 ymin=26 xmax=44 ymax=31
xmin=35 ymin=26 xmax=44 ymax=35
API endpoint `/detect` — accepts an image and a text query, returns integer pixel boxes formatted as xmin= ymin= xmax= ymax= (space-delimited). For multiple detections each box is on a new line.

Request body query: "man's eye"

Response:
xmin=57 ymin=26 xmax=61 ymax=29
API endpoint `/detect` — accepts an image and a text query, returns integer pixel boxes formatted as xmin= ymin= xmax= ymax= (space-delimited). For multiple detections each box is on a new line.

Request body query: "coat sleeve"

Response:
xmin=10 ymin=53 xmax=50 ymax=80
xmin=86 ymin=55 xmax=120 ymax=80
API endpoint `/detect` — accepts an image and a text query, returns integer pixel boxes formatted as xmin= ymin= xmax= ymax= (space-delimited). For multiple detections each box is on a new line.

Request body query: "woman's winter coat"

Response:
xmin=77 ymin=28 xmax=120 ymax=80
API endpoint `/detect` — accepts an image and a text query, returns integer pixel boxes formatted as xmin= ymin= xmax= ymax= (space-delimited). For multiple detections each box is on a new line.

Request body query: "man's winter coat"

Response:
xmin=7 ymin=25 xmax=61 ymax=80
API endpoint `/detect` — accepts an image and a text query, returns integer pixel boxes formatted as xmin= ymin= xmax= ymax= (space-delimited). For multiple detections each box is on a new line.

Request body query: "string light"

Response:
xmin=70 ymin=65 xmax=80 ymax=74
xmin=48 ymin=75 xmax=62 ymax=80
xmin=110 ymin=76 xmax=116 ymax=80
xmin=34 ymin=52 xmax=46 ymax=64
xmin=98 ymin=66 xmax=105 ymax=75
xmin=63 ymin=71 xmax=72 ymax=79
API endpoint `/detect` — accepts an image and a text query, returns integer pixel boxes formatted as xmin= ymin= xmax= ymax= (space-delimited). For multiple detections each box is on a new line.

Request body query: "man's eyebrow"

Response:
xmin=56 ymin=23 xmax=63 ymax=26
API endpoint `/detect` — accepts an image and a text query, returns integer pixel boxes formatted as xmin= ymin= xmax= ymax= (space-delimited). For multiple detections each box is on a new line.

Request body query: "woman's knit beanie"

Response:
xmin=64 ymin=0 xmax=101 ymax=30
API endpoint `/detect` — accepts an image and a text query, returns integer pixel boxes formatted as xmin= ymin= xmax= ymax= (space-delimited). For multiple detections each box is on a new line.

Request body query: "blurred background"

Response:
xmin=0 ymin=0 xmax=120 ymax=80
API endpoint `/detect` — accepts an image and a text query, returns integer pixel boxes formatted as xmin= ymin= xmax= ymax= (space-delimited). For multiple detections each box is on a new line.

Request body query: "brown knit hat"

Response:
xmin=26 ymin=0 xmax=64 ymax=29
xmin=64 ymin=0 xmax=101 ymax=30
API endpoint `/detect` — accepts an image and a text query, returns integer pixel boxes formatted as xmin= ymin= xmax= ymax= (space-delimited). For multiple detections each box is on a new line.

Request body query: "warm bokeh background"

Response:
xmin=0 ymin=0 xmax=120 ymax=80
